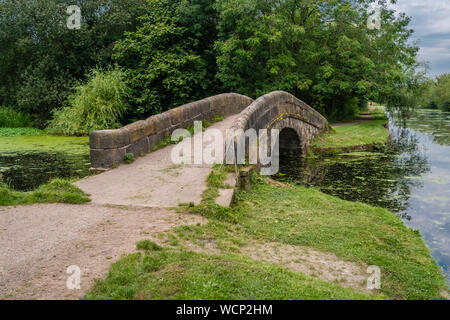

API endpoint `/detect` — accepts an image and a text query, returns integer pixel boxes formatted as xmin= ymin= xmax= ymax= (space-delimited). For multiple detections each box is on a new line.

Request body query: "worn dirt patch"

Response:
xmin=0 ymin=203 xmax=205 ymax=300
xmin=181 ymin=237 xmax=373 ymax=294
xmin=242 ymin=242 xmax=372 ymax=294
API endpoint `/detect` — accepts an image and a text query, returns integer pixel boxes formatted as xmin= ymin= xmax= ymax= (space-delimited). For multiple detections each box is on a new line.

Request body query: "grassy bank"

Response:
xmin=312 ymin=120 xmax=390 ymax=152
xmin=0 ymin=178 xmax=90 ymax=206
xmin=85 ymin=167 xmax=448 ymax=300
xmin=85 ymin=244 xmax=378 ymax=300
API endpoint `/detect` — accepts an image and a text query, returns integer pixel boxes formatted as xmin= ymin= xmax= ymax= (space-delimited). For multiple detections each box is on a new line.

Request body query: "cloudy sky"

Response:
xmin=392 ymin=0 xmax=450 ymax=76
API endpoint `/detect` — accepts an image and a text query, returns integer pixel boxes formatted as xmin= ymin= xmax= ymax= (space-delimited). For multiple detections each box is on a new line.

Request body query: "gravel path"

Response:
xmin=0 ymin=115 xmax=237 ymax=299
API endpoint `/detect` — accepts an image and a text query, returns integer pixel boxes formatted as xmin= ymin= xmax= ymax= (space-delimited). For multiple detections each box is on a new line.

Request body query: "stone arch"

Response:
xmin=279 ymin=127 xmax=302 ymax=156
xmin=228 ymin=91 xmax=329 ymax=157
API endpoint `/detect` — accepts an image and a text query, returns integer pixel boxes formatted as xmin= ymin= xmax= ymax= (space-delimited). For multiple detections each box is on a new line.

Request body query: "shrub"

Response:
xmin=47 ymin=68 xmax=129 ymax=136
xmin=0 ymin=106 xmax=32 ymax=128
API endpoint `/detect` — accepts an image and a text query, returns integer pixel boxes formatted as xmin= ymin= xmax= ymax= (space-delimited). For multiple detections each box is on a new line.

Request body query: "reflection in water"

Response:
xmin=0 ymin=151 xmax=90 ymax=191
xmin=273 ymin=110 xmax=450 ymax=283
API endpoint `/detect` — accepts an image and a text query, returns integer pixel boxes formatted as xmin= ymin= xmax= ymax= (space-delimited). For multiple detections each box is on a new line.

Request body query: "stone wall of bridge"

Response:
xmin=228 ymin=91 xmax=329 ymax=156
xmin=90 ymin=93 xmax=253 ymax=169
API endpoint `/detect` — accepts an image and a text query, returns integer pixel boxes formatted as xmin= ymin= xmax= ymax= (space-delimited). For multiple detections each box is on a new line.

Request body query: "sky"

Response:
xmin=392 ymin=0 xmax=450 ymax=77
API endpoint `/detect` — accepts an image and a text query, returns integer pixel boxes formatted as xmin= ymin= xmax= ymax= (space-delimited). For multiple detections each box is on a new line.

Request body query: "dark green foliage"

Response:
xmin=415 ymin=73 xmax=450 ymax=112
xmin=0 ymin=107 xmax=32 ymax=128
xmin=0 ymin=0 xmax=425 ymax=125
xmin=0 ymin=0 xmax=148 ymax=125
xmin=215 ymin=0 xmax=419 ymax=120
xmin=113 ymin=0 xmax=219 ymax=121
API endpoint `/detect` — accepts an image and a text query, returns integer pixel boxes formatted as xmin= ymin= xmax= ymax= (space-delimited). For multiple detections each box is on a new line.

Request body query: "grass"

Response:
xmin=0 ymin=178 xmax=90 ymax=206
xmin=312 ymin=120 xmax=390 ymax=150
xmin=230 ymin=183 xmax=447 ymax=299
xmin=84 ymin=166 xmax=448 ymax=300
xmin=85 ymin=246 xmax=378 ymax=300
xmin=371 ymin=106 xmax=388 ymax=120
xmin=178 ymin=165 xmax=237 ymax=221
xmin=0 ymin=127 xmax=44 ymax=137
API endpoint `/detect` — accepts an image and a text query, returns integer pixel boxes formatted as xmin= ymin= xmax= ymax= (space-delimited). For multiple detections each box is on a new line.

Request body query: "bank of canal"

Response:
xmin=273 ymin=109 xmax=450 ymax=283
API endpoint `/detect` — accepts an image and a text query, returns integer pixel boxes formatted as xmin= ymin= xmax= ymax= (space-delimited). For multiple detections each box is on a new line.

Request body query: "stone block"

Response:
xmin=124 ymin=120 xmax=146 ymax=143
xmin=90 ymin=147 xmax=127 ymax=169
xmin=90 ymin=129 xmax=130 ymax=149
xmin=126 ymin=136 xmax=150 ymax=156
xmin=154 ymin=113 xmax=172 ymax=133
xmin=143 ymin=118 xmax=157 ymax=136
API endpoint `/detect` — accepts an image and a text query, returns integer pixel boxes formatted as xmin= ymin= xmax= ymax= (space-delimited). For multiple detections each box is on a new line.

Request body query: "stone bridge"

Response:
xmin=90 ymin=91 xmax=329 ymax=170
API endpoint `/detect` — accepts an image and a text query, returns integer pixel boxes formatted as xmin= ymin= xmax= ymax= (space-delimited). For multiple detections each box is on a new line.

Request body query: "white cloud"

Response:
xmin=392 ymin=0 xmax=450 ymax=75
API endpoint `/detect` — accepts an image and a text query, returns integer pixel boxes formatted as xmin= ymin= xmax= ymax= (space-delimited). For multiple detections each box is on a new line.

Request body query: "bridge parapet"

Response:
xmin=228 ymin=91 xmax=329 ymax=156
xmin=90 ymin=93 xmax=253 ymax=169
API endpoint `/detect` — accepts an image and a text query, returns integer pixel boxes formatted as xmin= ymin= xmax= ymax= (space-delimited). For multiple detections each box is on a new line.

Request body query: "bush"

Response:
xmin=0 ymin=106 xmax=32 ymax=128
xmin=47 ymin=68 xmax=129 ymax=136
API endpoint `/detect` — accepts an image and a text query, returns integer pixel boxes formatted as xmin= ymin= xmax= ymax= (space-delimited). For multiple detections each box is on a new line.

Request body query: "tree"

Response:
xmin=215 ymin=0 xmax=419 ymax=120
xmin=0 ymin=0 xmax=148 ymax=126
xmin=113 ymin=0 xmax=219 ymax=121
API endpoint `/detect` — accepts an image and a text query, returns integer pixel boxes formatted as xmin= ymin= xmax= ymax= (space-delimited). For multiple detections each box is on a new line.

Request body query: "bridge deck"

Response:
xmin=75 ymin=114 xmax=240 ymax=208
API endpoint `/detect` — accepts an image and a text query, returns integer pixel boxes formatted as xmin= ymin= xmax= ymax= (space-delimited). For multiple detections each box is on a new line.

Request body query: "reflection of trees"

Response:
xmin=275 ymin=157 xmax=329 ymax=186
xmin=0 ymin=151 xmax=90 ymax=191
xmin=274 ymin=122 xmax=431 ymax=218
xmin=386 ymin=127 xmax=430 ymax=218
xmin=392 ymin=110 xmax=450 ymax=146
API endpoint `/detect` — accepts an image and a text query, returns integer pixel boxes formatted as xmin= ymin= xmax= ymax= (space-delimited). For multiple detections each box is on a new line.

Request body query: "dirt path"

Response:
xmin=0 ymin=115 xmax=237 ymax=299
xmin=332 ymin=109 xmax=375 ymax=128
xmin=0 ymin=204 xmax=204 ymax=299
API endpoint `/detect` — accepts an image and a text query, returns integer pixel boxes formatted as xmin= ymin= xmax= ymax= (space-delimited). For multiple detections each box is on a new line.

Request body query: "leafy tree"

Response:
xmin=434 ymin=74 xmax=450 ymax=111
xmin=215 ymin=0 xmax=419 ymax=120
xmin=0 ymin=0 xmax=148 ymax=126
xmin=113 ymin=0 xmax=219 ymax=121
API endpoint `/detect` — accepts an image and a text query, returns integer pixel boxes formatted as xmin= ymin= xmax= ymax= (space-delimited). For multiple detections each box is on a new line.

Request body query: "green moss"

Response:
xmin=0 ymin=134 xmax=89 ymax=154
xmin=0 ymin=178 xmax=90 ymax=206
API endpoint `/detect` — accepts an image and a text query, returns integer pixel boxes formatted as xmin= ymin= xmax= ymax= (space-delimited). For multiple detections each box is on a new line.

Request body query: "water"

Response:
xmin=0 ymin=134 xmax=91 ymax=191
xmin=273 ymin=109 xmax=450 ymax=282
